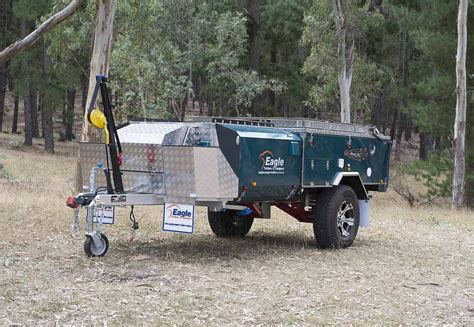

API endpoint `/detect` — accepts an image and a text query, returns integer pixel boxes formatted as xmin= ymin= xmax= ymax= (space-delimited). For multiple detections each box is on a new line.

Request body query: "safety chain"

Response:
xmin=129 ymin=225 xmax=136 ymax=242
xmin=128 ymin=205 xmax=139 ymax=242
xmin=71 ymin=207 xmax=80 ymax=237
xmin=95 ymin=205 xmax=104 ymax=235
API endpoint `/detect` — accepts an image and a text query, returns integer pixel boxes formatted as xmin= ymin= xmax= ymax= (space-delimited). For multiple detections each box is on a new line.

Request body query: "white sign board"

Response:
xmin=163 ymin=203 xmax=194 ymax=234
xmin=93 ymin=206 xmax=115 ymax=224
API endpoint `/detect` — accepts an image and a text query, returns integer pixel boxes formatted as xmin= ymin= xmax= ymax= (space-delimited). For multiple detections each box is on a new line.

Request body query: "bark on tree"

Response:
xmin=419 ymin=132 xmax=434 ymax=161
xmin=65 ymin=88 xmax=76 ymax=140
xmin=0 ymin=0 xmax=11 ymax=132
xmin=332 ymin=0 xmax=354 ymax=124
xmin=11 ymin=95 xmax=18 ymax=133
xmin=245 ymin=0 xmax=262 ymax=116
xmin=404 ymin=118 xmax=412 ymax=142
xmin=0 ymin=0 xmax=83 ymax=65
xmin=41 ymin=44 xmax=54 ymax=154
xmin=395 ymin=112 xmax=406 ymax=161
xmin=80 ymin=74 xmax=88 ymax=115
xmin=246 ymin=0 xmax=261 ymax=71
xmin=20 ymin=18 xmax=32 ymax=146
xmin=394 ymin=27 xmax=409 ymax=159
xmin=452 ymin=0 xmax=468 ymax=209
xmin=30 ymin=88 xmax=39 ymax=138
xmin=80 ymin=0 xmax=117 ymax=142
xmin=0 ymin=64 xmax=5 ymax=133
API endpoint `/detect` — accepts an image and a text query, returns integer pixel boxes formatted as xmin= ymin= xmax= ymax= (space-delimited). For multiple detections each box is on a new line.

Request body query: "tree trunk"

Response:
xmin=80 ymin=0 xmax=117 ymax=142
xmin=452 ymin=0 xmax=468 ymax=209
xmin=419 ymin=132 xmax=433 ymax=161
xmin=339 ymin=70 xmax=352 ymax=123
xmin=30 ymin=88 xmax=39 ymax=138
xmin=404 ymin=117 xmax=412 ymax=142
xmin=42 ymin=44 xmax=54 ymax=154
xmin=23 ymin=93 xmax=32 ymax=145
xmin=11 ymin=95 xmax=18 ymax=133
xmin=390 ymin=108 xmax=398 ymax=141
xmin=0 ymin=0 xmax=10 ymax=132
xmin=245 ymin=0 xmax=261 ymax=115
xmin=20 ymin=19 xmax=32 ymax=146
xmin=332 ymin=0 xmax=354 ymax=124
xmin=246 ymin=0 xmax=261 ymax=71
xmin=269 ymin=44 xmax=277 ymax=114
xmin=395 ymin=112 xmax=406 ymax=161
xmin=80 ymin=73 xmax=88 ymax=115
xmin=66 ymin=88 xmax=75 ymax=140
xmin=0 ymin=63 xmax=5 ymax=133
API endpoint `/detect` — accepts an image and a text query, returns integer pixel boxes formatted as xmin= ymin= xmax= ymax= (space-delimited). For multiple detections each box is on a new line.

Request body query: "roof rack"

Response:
xmin=211 ymin=117 xmax=274 ymax=127
xmin=187 ymin=116 xmax=390 ymax=140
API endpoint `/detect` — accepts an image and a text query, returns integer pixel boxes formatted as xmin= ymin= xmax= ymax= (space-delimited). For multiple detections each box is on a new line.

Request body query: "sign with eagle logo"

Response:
xmin=344 ymin=147 xmax=369 ymax=162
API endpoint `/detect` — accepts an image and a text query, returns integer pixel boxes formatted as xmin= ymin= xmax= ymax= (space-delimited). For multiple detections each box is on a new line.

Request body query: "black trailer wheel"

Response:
xmin=313 ymin=185 xmax=360 ymax=249
xmin=84 ymin=234 xmax=109 ymax=257
xmin=208 ymin=210 xmax=254 ymax=237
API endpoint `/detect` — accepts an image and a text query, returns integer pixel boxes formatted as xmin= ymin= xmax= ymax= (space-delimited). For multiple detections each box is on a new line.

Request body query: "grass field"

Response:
xmin=0 ymin=134 xmax=473 ymax=324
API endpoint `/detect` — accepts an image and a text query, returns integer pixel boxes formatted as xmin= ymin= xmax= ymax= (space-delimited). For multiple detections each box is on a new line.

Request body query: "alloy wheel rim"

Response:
xmin=337 ymin=201 xmax=354 ymax=238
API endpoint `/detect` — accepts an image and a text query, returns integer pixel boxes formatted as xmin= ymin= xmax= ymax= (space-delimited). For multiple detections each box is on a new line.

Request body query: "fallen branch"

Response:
xmin=390 ymin=168 xmax=419 ymax=207
xmin=0 ymin=0 xmax=83 ymax=65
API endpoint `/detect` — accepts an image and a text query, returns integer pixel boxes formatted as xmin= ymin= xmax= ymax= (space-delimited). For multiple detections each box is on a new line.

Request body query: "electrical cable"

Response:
xmin=129 ymin=205 xmax=139 ymax=230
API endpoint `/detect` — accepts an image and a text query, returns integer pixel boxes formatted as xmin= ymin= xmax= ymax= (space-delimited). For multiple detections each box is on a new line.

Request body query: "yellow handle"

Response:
xmin=104 ymin=128 xmax=110 ymax=145
xmin=89 ymin=108 xmax=110 ymax=144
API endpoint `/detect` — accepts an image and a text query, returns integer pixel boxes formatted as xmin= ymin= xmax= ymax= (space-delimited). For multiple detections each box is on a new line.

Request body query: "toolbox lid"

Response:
xmin=219 ymin=123 xmax=301 ymax=141
xmin=117 ymin=122 xmax=185 ymax=144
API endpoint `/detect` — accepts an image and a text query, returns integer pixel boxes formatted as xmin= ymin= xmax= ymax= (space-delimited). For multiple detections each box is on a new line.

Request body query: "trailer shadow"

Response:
xmin=112 ymin=233 xmax=310 ymax=261
xmin=109 ymin=231 xmax=379 ymax=265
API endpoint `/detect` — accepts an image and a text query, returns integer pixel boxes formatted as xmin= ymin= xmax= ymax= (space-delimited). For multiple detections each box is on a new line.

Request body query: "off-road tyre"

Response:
xmin=313 ymin=185 xmax=360 ymax=249
xmin=208 ymin=210 xmax=254 ymax=237
xmin=84 ymin=233 xmax=109 ymax=257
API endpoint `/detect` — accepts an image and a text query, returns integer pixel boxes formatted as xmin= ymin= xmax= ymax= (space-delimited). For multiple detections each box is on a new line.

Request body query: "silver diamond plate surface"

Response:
xmin=162 ymin=126 xmax=188 ymax=145
xmin=122 ymin=171 xmax=165 ymax=194
xmin=193 ymin=148 xmax=238 ymax=198
xmin=216 ymin=150 xmax=239 ymax=198
xmin=163 ymin=146 xmax=196 ymax=197
xmin=163 ymin=146 xmax=238 ymax=199
xmin=80 ymin=122 xmax=236 ymax=198
xmin=121 ymin=143 xmax=163 ymax=172
xmin=118 ymin=122 xmax=184 ymax=144
xmin=194 ymin=148 xmax=220 ymax=197
xmin=79 ymin=143 xmax=107 ymax=189
xmin=79 ymin=142 xmax=165 ymax=191
xmin=164 ymin=196 xmax=195 ymax=205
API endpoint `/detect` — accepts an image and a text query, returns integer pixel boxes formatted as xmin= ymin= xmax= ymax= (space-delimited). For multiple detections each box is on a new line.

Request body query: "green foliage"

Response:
xmin=301 ymin=0 xmax=383 ymax=121
xmin=45 ymin=0 xmax=95 ymax=88
xmin=402 ymin=150 xmax=453 ymax=201
xmin=109 ymin=2 xmax=285 ymax=119
xmin=3 ymin=0 xmax=473 ymax=207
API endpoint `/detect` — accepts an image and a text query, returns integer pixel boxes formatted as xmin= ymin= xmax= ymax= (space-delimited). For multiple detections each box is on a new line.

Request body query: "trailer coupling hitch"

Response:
xmin=66 ymin=193 xmax=96 ymax=209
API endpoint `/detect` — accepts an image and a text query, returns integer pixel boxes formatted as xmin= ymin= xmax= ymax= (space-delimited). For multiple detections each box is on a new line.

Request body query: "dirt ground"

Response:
xmin=0 ymin=134 xmax=473 ymax=325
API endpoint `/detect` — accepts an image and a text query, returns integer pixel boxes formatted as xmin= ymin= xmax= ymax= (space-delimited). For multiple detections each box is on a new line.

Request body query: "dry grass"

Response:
xmin=0 ymin=134 xmax=473 ymax=325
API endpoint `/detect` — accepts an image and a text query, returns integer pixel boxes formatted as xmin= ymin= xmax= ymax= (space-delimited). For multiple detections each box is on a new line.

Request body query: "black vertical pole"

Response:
xmin=97 ymin=75 xmax=124 ymax=193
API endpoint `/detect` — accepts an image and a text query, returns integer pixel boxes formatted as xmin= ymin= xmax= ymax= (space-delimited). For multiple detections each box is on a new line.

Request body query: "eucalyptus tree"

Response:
xmin=453 ymin=0 xmax=468 ymax=209
xmin=302 ymin=0 xmax=382 ymax=123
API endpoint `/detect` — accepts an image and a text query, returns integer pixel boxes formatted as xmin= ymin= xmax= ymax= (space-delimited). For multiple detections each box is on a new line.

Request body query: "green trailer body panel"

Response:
xmin=216 ymin=121 xmax=391 ymax=202
xmin=301 ymin=134 xmax=391 ymax=187
xmin=217 ymin=124 xmax=302 ymax=200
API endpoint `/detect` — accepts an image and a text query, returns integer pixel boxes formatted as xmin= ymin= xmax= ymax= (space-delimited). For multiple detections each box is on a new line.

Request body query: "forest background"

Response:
xmin=0 ymin=0 xmax=472 ymax=206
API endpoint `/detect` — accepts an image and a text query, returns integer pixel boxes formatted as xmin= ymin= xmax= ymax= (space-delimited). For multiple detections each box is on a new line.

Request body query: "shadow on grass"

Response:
xmin=108 ymin=231 xmax=380 ymax=265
